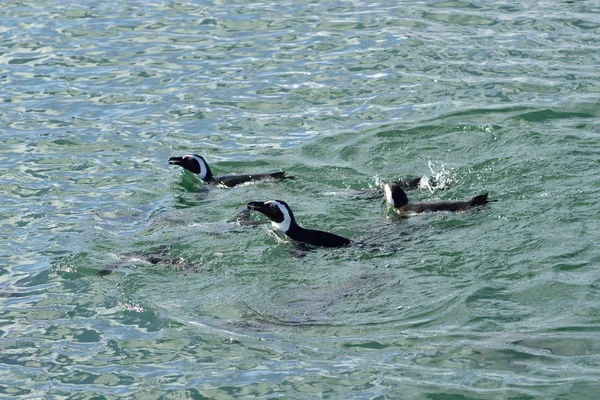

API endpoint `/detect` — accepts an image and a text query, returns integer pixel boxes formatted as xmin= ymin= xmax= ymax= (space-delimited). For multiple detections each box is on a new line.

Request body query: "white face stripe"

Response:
xmin=266 ymin=200 xmax=292 ymax=232
xmin=383 ymin=184 xmax=394 ymax=207
xmin=184 ymin=154 xmax=208 ymax=179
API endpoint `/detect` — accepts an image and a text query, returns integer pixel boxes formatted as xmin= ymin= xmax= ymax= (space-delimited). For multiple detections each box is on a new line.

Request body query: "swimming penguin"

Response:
xmin=97 ymin=245 xmax=199 ymax=276
xmin=247 ymin=200 xmax=351 ymax=248
xmin=168 ymin=154 xmax=292 ymax=188
xmin=388 ymin=176 xmax=434 ymax=191
xmin=383 ymin=182 xmax=494 ymax=215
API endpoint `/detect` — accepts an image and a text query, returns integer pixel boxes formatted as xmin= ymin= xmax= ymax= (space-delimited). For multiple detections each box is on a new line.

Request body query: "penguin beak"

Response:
xmin=247 ymin=201 xmax=277 ymax=219
xmin=247 ymin=201 xmax=268 ymax=214
xmin=168 ymin=156 xmax=184 ymax=166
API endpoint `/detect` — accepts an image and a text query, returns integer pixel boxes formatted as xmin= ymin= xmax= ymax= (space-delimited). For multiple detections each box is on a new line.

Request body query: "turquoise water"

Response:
xmin=1 ymin=0 xmax=600 ymax=398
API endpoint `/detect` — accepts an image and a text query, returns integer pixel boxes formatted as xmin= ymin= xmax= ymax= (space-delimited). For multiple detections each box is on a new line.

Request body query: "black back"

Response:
xmin=286 ymin=224 xmax=351 ymax=248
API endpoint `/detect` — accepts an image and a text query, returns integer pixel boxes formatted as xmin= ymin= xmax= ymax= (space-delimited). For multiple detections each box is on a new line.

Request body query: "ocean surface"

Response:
xmin=1 ymin=0 xmax=599 ymax=398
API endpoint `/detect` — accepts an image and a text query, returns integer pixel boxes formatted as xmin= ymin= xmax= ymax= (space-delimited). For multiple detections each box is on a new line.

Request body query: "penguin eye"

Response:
xmin=269 ymin=203 xmax=278 ymax=210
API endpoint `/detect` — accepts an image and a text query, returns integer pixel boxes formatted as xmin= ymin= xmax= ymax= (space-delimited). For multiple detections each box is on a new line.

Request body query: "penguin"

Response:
xmin=246 ymin=200 xmax=351 ymax=248
xmin=383 ymin=182 xmax=494 ymax=216
xmin=97 ymin=245 xmax=198 ymax=276
xmin=386 ymin=176 xmax=433 ymax=191
xmin=168 ymin=154 xmax=292 ymax=188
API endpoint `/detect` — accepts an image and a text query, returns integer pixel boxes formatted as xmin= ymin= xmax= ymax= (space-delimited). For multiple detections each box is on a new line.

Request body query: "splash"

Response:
xmin=373 ymin=162 xmax=457 ymax=192
xmin=265 ymin=227 xmax=288 ymax=244
xmin=427 ymin=160 xmax=458 ymax=190
xmin=417 ymin=175 xmax=433 ymax=191
xmin=119 ymin=301 xmax=145 ymax=313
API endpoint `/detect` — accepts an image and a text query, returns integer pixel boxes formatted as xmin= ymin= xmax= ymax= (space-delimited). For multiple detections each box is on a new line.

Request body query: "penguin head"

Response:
xmin=247 ymin=200 xmax=296 ymax=233
xmin=168 ymin=154 xmax=212 ymax=180
xmin=383 ymin=183 xmax=409 ymax=208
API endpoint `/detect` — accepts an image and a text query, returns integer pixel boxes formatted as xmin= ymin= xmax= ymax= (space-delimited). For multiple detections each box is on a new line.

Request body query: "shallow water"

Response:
xmin=1 ymin=0 xmax=600 ymax=398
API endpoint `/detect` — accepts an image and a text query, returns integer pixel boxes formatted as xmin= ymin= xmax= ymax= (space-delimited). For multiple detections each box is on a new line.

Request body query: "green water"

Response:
xmin=1 ymin=0 xmax=600 ymax=398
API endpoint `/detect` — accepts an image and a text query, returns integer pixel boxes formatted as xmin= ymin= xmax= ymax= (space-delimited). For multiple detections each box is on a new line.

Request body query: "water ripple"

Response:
xmin=1 ymin=0 xmax=600 ymax=397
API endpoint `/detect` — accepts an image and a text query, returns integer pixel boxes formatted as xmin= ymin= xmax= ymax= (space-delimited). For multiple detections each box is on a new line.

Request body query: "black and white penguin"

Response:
xmin=168 ymin=154 xmax=292 ymax=188
xmin=383 ymin=182 xmax=494 ymax=216
xmin=246 ymin=200 xmax=351 ymax=248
